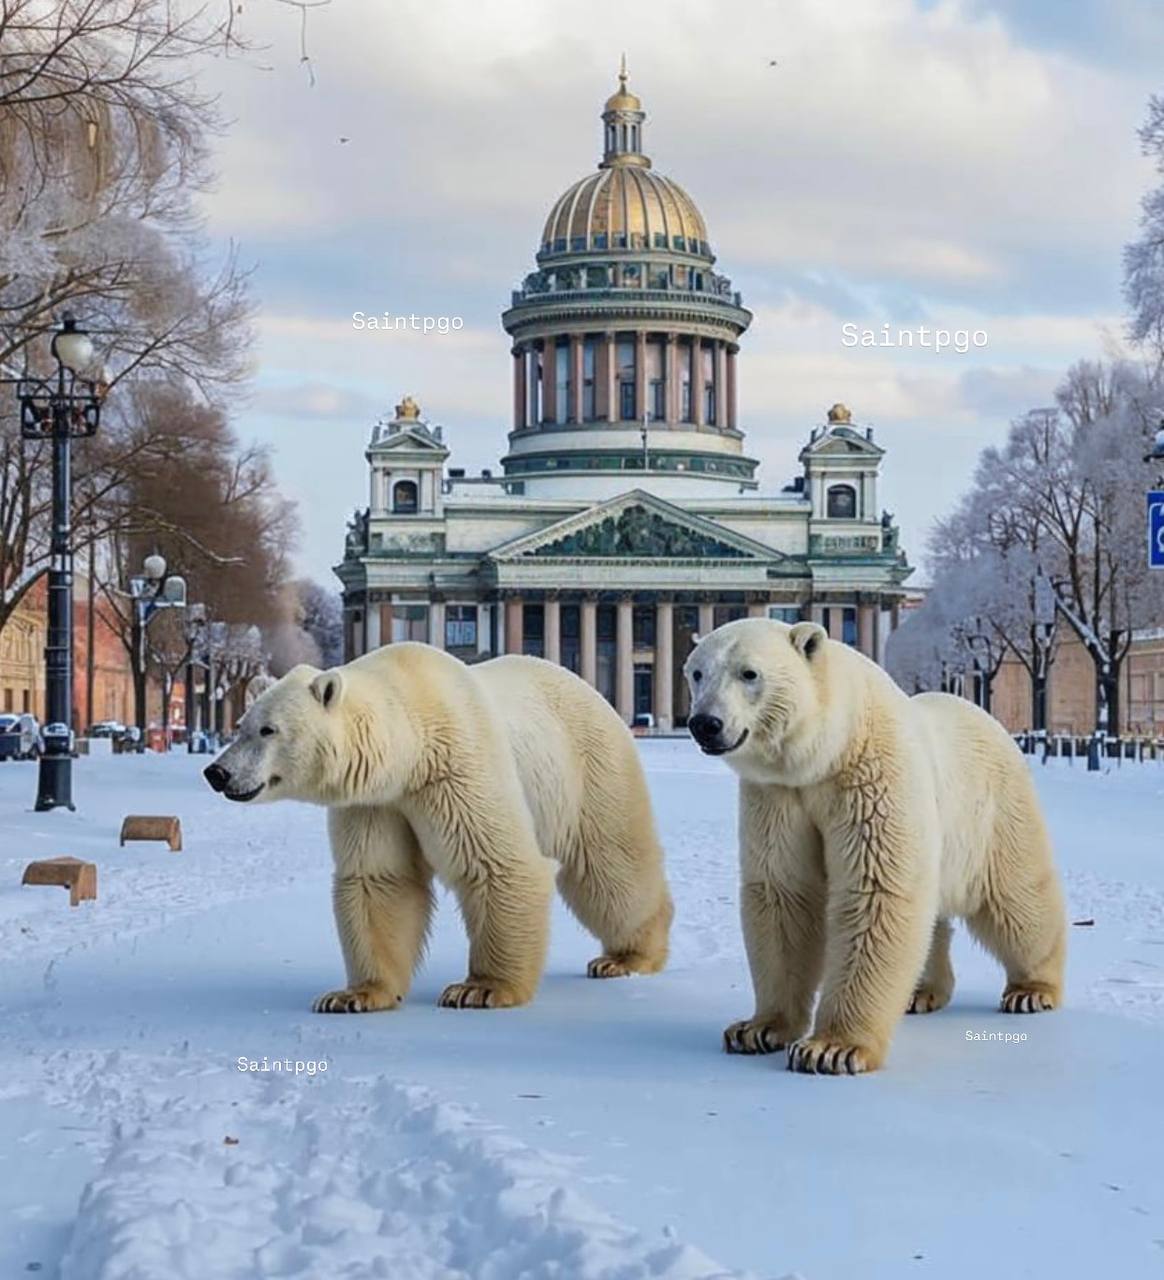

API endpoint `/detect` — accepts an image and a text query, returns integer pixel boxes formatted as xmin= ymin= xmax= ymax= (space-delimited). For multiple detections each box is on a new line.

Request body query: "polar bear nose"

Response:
xmin=688 ymin=714 xmax=724 ymax=746
xmin=203 ymin=762 xmax=230 ymax=792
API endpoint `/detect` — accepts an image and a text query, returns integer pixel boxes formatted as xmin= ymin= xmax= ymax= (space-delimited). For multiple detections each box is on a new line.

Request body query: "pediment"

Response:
xmin=801 ymin=427 xmax=884 ymax=458
xmin=368 ymin=427 xmax=447 ymax=453
xmin=489 ymin=490 xmax=783 ymax=562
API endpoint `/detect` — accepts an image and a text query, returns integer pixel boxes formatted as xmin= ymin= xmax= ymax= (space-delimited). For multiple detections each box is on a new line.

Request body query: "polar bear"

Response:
xmin=684 ymin=618 xmax=1065 ymax=1075
xmin=204 ymin=643 xmax=672 ymax=1013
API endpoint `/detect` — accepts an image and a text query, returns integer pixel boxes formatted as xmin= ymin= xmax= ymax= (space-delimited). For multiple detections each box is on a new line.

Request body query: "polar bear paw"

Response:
xmin=1000 ymin=983 xmax=1058 ymax=1014
xmin=438 ymin=979 xmax=524 ymax=1009
xmin=586 ymin=951 xmax=663 ymax=978
xmin=723 ymin=1018 xmax=792 ymax=1055
xmin=787 ymin=1036 xmax=876 ymax=1075
xmin=312 ymin=985 xmax=401 ymax=1014
xmin=907 ymin=986 xmax=952 ymax=1015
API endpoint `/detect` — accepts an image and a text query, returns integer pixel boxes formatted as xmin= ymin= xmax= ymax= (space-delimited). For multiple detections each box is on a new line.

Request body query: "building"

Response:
xmin=336 ymin=67 xmax=913 ymax=727
xmin=0 ymin=577 xmax=138 ymax=728
xmin=990 ymin=631 xmax=1164 ymax=737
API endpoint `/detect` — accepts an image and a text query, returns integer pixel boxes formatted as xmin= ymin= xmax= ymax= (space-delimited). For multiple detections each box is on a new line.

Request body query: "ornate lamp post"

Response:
xmin=15 ymin=314 xmax=102 ymax=811
xmin=128 ymin=554 xmax=187 ymax=743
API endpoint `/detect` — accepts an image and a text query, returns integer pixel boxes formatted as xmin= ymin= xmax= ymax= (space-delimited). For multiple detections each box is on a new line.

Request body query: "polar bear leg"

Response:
xmin=967 ymin=812 xmax=1065 ymax=1014
xmin=724 ymin=877 xmax=826 ymax=1054
xmin=314 ymin=807 xmax=434 ymax=1014
xmin=791 ymin=778 xmax=936 ymax=1074
xmin=437 ymin=805 xmax=555 ymax=1010
xmin=556 ymin=842 xmax=673 ymax=979
xmin=907 ymin=917 xmax=955 ymax=1014
xmin=724 ymin=783 xmax=826 ymax=1054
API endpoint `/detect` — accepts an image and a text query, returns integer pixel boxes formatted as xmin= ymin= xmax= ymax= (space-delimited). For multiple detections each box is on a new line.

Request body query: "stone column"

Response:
xmin=616 ymin=596 xmax=634 ymax=724
xmin=599 ymin=331 xmax=616 ymax=422
xmin=352 ymin=612 xmax=365 ymax=659
xmin=476 ymin=604 xmax=490 ymax=654
xmin=827 ymin=605 xmax=844 ymax=642
xmin=693 ymin=340 xmax=705 ymax=427
xmin=654 ymin=600 xmax=674 ymax=731
xmin=380 ymin=603 xmax=394 ymax=645
xmin=715 ymin=340 xmax=728 ymax=427
xmin=505 ymin=596 xmax=524 ymax=655
xmin=570 ymin=335 xmax=584 ymax=422
xmin=698 ymin=601 xmax=715 ymax=638
xmin=664 ymin=333 xmax=678 ymax=425
xmin=544 ymin=598 xmax=561 ymax=665
xmin=512 ymin=346 xmax=526 ymax=429
xmin=580 ymin=597 xmax=598 ymax=686
xmin=635 ymin=330 xmax=648 ymax=423
xmin=365 ymin=599 xmax=382 ymax=650
xmin=726 ymin=346 xmax=738 ymax=429
xmin=747 ymin=601 xmax=766 ymax=619
xmin=858 ymin=603 xmax=876 ymax=658
xmin=429 ymin=601 xmax=446 ymax=650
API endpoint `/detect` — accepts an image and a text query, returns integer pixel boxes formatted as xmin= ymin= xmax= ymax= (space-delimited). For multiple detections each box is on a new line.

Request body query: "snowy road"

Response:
xmin=1 ymin=744 xmax=1161 ymax=1278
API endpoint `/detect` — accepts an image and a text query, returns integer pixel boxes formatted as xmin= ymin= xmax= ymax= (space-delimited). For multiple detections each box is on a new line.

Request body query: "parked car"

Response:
xmin=87 ymin=720 xmax=126 ymax=739
xmin=0 ymin=713 xmax=42 ymax=761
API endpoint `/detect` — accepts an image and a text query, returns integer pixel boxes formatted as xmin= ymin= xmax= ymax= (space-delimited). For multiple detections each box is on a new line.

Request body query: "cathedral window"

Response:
xmin=827 ymin=484 xmax=858 ymax=519
xmin=554 ymin=343 xmax=570 ymax=425
xmin=392 ymin=480 xmax=418 ymax=514
xmin=582 ymin=338 xmax=597 ymax=420
xmin=445 ymin=605 xmax=477 ymax=652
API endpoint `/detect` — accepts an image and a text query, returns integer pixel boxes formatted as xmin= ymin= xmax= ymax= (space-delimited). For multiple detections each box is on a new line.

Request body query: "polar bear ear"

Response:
xmin=309 ymin=669 xmax=345 ymax=710
xmin=789 ymin=621 xmax=826 ymax=660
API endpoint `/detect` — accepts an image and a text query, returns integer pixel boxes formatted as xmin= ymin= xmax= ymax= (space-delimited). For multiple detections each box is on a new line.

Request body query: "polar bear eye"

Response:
xmin=259 ymin=725 xmax=277 ymax=737
xmin=740 ymin=669 xmax=759 ymax=682
xmin=692 ymin=670 xmax=703 ymax=683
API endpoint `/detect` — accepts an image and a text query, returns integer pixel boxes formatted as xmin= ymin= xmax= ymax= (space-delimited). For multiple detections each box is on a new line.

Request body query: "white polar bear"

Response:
xmin=684 ymin=618 xmax=1065 ymax=1075
xmin=204 ymin=644 xmax=673 ymax=1013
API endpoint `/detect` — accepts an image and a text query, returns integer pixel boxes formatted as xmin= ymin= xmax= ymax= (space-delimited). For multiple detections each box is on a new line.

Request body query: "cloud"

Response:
xmin=188 ymin=0 xmax=1157 ymax=583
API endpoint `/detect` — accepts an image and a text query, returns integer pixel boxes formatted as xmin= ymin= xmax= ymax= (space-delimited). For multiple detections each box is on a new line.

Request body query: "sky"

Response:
xmin=193 ymin=0 xmax=1164 ymax=586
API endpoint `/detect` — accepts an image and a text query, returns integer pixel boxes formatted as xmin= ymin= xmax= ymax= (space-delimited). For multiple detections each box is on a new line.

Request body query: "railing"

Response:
xmin=1013 ymin=730 xmax=1164 ymax=764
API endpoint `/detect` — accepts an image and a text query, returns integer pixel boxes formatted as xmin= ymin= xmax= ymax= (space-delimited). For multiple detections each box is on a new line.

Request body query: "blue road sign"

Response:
xmin=1150 ymin=491 xmax=1164 ymax=570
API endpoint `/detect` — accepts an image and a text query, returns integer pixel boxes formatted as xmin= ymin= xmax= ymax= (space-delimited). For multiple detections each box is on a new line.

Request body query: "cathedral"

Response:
xmin=336 ymin=66 xmax=912 ymax=729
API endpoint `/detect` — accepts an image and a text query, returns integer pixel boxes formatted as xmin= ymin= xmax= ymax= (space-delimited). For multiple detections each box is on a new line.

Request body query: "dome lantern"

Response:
xmin=601 ymin=55 xmax=648 ymax=170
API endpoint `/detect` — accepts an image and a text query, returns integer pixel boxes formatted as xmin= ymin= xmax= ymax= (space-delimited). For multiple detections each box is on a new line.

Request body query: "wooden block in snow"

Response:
xmin=22 ymin=857 xmax=97 ymax=907
xmin=119 ymin=815 xmax=182 ymax=851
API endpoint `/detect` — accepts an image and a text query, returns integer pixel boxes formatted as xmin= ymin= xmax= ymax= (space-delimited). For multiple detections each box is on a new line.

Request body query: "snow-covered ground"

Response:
xmin=1 ymin=743 xmax=1161 ymax=1279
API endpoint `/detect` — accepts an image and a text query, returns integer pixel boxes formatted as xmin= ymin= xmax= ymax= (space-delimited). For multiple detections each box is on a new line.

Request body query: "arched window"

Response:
xmin=827 ymin=483 xmax=857 ymax=519
xmin=393 ymin=480 xmax=419 ymax=514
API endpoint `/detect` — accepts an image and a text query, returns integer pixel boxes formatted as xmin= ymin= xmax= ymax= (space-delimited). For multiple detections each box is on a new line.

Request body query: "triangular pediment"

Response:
xmin=800 ymin=426 xmax=884 ymax=459
xmin=368 ymin=427 xmax=446 ymax=452
xmin=488 ymin=491 xmax=783 ymax=562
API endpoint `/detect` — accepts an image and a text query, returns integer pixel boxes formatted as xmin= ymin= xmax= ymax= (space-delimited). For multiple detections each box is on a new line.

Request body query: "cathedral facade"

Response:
xmin=336 ymin=68 xmax=912 ymax=729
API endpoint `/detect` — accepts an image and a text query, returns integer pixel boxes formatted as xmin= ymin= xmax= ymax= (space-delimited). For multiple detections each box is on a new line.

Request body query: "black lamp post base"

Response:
xmin=34 ymin=755 xmax=75 ymax=812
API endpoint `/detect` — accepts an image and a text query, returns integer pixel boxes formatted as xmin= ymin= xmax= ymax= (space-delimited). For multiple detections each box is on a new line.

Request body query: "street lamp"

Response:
xmin=14 ymin=313 xmax=103 ymax=811
xmin=129 ymin=554 xmax=187 ymax=744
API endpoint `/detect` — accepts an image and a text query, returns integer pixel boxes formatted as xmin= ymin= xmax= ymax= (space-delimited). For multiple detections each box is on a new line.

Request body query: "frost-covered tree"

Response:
xmin=1124 ymin=93 xmax=1164 ymax=362
xmin=901 ymin=362 xmax=1164 ymax=734
xmin=0 ymin=0 xmax=331 ymax=633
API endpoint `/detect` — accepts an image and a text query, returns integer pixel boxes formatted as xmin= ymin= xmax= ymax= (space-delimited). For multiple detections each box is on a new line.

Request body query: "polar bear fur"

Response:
xmin=205 ymin=643 xmax=672 ymax=1013
xmin=684 ymin=618 xmax=1065 ymax=1075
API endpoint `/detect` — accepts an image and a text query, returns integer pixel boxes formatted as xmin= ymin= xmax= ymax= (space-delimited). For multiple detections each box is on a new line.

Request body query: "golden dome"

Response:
xmin=604 ymin=54 xmax=642 ymax=112
xmin=541 ymin=165 xmax=709 ymax=256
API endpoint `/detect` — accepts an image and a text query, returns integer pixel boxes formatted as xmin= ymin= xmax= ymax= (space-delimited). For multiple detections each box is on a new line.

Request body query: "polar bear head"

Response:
xmin=203 ymin=663 xmax=399 ymax=807
xmin=683 ymin=618 xmax=840 ymax=784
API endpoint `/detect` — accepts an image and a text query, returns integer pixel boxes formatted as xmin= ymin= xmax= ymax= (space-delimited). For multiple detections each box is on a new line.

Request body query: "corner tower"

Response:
xmin=500 ymin=61 xmax=755 ymax=498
